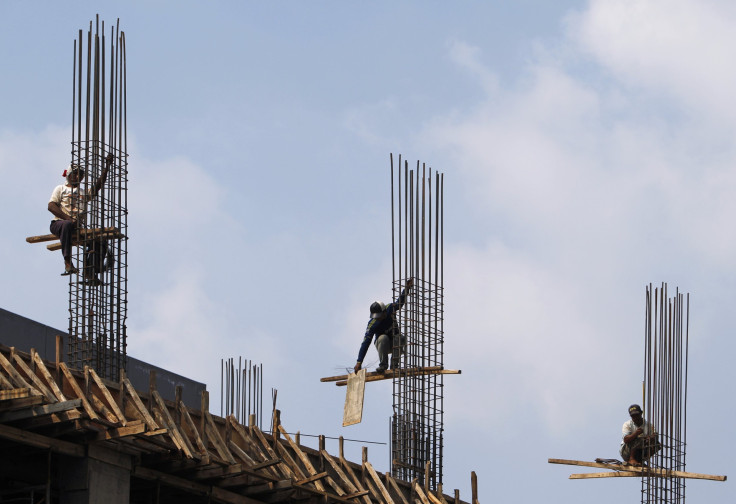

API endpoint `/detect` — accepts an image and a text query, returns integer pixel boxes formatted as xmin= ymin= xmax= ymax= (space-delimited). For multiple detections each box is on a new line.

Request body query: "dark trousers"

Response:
xmin=50 ymin=219 xmax=76 ymax=262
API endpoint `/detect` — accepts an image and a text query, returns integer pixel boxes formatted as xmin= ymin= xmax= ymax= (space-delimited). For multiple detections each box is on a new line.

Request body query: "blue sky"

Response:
xmin=1 ymin=1 xmax=734 ymax=502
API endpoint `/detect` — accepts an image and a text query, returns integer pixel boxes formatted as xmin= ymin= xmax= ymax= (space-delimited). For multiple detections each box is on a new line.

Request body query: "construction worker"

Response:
xmin=48 ymin=154 xmax=112 ymax=276
xmin=354 ymin=278 xmax=413 ymax=374
xmin=620 ymin=404 xmax=661 ymax=466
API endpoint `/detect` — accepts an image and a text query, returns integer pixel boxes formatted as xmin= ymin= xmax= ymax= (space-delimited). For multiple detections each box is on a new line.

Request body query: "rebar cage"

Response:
xmin=641 ymin=284 xmax=688 ymax=504
xmin=66 ymin=17 xmax=128 ymax=381
xmin=389 ymin=155 xmax=445 ymax=489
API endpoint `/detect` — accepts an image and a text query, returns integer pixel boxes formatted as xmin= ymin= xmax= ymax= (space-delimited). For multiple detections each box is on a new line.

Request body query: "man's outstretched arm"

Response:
xmin=92 ymin=153 xmax=114 ymax=196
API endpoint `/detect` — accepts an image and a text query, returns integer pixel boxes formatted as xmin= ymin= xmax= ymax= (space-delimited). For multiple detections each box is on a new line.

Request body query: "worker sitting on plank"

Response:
xmin=354 ymin=278 xmax=413 ymax=374
xmin=620 ymin=404 xmax=661 ymax=466
xmin=48 ymin=153 xmax=112 ymax=276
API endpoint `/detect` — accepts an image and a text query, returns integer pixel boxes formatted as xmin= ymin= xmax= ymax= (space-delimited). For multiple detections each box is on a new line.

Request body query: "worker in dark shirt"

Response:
xmin=354 ymin=278 xmax=413 ymax=374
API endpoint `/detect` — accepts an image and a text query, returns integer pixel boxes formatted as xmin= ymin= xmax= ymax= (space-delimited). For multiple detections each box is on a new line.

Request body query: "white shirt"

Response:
xmin=49 ymin=184 xmax=93 ymax=222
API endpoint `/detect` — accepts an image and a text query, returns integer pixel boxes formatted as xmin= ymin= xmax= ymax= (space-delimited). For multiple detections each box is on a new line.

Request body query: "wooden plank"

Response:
xmin=322 ymin=366 xmax=444 ymax=382
xmin=333 ymin=368 xmax=462 ymax=387
xmin=413 ymin=481 xmax=432 ymax=504
xmin=0 ymin=388 xmax=31 ymax=401
xmin=123 ymin=377 xmax=159 ymax=430
xmin=31 ymin=350 xmax=67 ymax=401
xmin=338 ymin=453 xmax=373 ymax=504
xmin=58 ymin=363 xmax=98 ymax=420
xmin=569 ymin=471 xmax=640 ymax=479
xmin=152 ymin=390 xmax=194 ymax=458
xmin=0 ymin=423 xmax=84 ymax=457
xmin=13 ymin=353 xmax=57 ymax=402
xmin=0 ymin=399 xmax=81 ymax=423
xmin=205 ymin=411 xmax=237 ymax=465
xmin=343 ymin=369 xmax=366 ymax=427
xmin=548 ymin=458 xmax=727 ymax=482
xmin=132 ymin=466 xmax=264 ymax=504
xmin=87 ymin=367 xmax=127 ymax=425
xmin=277 ymin=424 xmax=328 ymax=491
xmin=386 ymin=473 xmax=410 ymax=504
xmin=364 ymin=461 xmax=394 ymax=504
xmin=0 ymin=351 xmax=42 ymax=395
xmin=252 ymin=425 xmax=295 ymax=480
xmin=295 ymin=472 xmax=329 ymax=486
xmin=96 ymin=421 xmax=147 ymax=441
xmin=0 ymin=372 xmax=14 ymax=390
xmin=26 ymin=227 xmax=123 ymax=243
xmin=181 ymin=400 xmax=210 ymax=464
xmin=88 ymin=389 xmax=120 ymax=423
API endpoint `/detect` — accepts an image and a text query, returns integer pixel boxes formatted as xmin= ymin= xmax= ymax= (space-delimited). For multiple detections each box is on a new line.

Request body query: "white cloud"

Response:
xmin=568 ymin=0 xmax=736 ymax=123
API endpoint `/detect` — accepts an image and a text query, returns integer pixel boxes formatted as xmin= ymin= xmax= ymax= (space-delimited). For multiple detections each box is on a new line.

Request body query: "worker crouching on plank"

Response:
xmin=354 ymin=278 xmax=413 ymax=374
xmin=47 ymin=153 xmax=112 ymax=276
xmin=620 ymin=404 xmax=662 ymax=466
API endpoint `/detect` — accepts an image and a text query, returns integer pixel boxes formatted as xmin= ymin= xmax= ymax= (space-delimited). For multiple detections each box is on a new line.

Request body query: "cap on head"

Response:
xmin=628 ymin=404 xmax=643 ymax=416
xmin=63 ymin=164 xmax=85 ymax=182
xmin=370 ymin=301 xmax=386 ymax=319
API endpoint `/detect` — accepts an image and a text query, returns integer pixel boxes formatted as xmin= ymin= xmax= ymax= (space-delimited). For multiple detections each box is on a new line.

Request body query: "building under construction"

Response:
xmin=2 ymin=17 xmax=480 ymax=504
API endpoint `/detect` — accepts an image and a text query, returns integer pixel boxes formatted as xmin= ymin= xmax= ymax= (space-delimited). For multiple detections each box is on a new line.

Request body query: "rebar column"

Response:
xmin=642 ymin=283 xmax=688 ymax=504
xmin=389 ymin=155 xmax=444 ymax=489
xmin=66 ymin=17 xmax=128 ymax=381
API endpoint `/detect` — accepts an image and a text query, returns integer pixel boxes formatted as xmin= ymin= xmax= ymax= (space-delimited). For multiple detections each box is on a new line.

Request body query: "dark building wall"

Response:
xmin=0 ymin=307 xmax=206 ymax=408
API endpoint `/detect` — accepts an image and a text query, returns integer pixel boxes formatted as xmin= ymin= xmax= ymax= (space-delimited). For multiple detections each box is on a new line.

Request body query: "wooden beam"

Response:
xmin=132 ymin=466 xmax=266 ymax=504
xmin=58 ymin=362 xmax=98 ymax=420
xmin=152 ymin=390 xmax=194 ymax=458
xmin=96 ymin=421 xmax=147 ymax=441
xmin=333 ymin=368 xmax=462 ymax=387
xmin=0 ymin=422 xmax=84 ymax=457
xmin=0 ymin=351 xmax=42 ymax=395
xmin=548 ymin=458 xmax=727 ymax=482
xmin=0 ymin=388 xmax=31 ymax=400
xmin=364 ymin=461 xmax=394 ymax=504
xmin=569 ymin=471 xmax=640 ymax=479
xmin=123 ymin=377 xmax=159 ymax=430
xmin=0 ymin=399 xmax=81 ymax=423
xmin=87 ymin=367 xmax=127 ymax=425
xmin=26 ymin=227 xmax=123 ymax=243
xmin=277 ymin=424 xmax=329 ymax=492
xmin=31 ymin=350 xmax=67 ymax=402
xmin=322 ymin=366 xmax=450 ymax=382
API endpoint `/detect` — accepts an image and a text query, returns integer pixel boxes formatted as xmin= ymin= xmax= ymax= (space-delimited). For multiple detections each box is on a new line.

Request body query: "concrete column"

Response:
xmin=58 ymin=444 xmax=132 ymax=504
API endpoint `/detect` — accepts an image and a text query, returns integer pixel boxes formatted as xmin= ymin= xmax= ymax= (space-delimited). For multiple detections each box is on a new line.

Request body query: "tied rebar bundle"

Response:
xmin=642 ymin=283 xmax=689 ymax=503
xmin=390 ymin=155 xmax=444 ymax=490
xmin=66 ymin=17 xmax=128 ymax=380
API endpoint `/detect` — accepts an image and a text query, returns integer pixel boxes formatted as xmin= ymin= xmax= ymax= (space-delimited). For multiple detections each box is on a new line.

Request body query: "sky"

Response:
xmin=0 ymin=0 xmax=734 ymax=502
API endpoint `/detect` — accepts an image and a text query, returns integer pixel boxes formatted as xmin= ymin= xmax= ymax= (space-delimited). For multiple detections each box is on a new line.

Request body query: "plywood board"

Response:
xmin=342 ymin=369 xmax=366 ymax=427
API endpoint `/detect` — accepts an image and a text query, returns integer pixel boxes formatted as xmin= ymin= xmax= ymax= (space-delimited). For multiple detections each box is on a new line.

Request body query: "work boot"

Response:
xmin=376 ymin=365 xmax=387 ymax=374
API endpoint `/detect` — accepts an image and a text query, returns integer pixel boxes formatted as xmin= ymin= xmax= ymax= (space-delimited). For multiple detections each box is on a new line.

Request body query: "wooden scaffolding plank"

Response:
xmin=548 ymin=458 xmax=727 ymax=482
xmin=569 ymin=471 xmax=640 ymax=479
xmin=331 ymin=368 xmax=462 ymax=387
xmin=58 ymin=363 xmax=98 ymax=420
xmin=12 ymin=353 xmax=58 ymax=403
xmin=26 ymin=227 xmax=123 ymax=244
